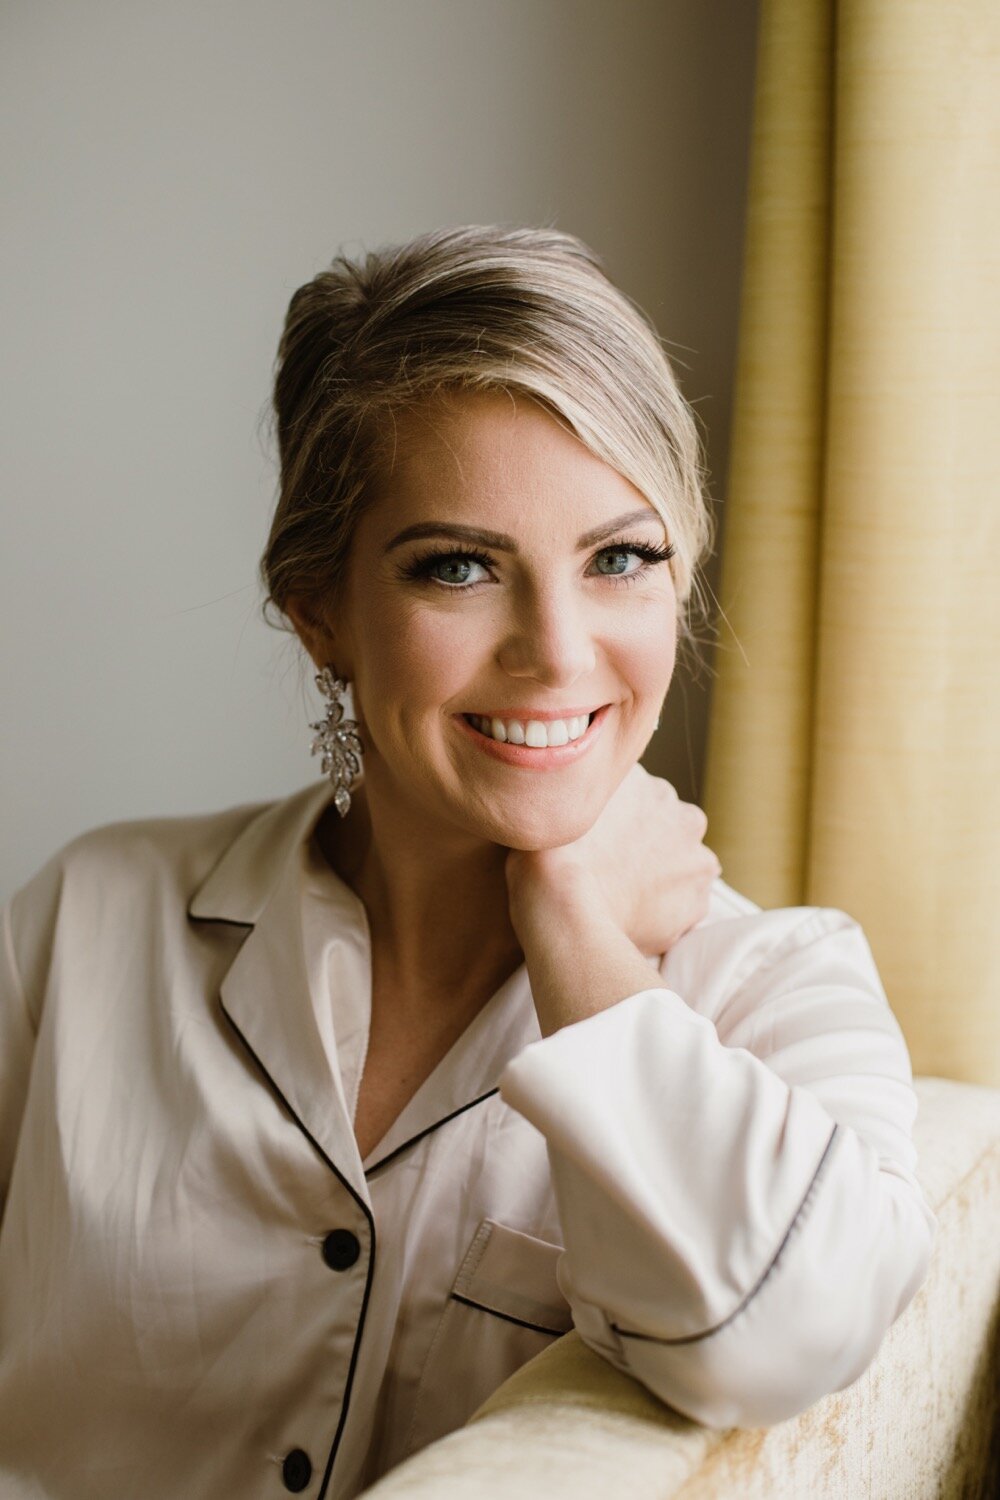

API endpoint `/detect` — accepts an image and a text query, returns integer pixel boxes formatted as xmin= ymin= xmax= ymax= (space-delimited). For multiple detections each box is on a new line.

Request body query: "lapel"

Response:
xmin=363 ymin=961 xmax=542 ymax=1174
xmin=187 ymin=779 xmax=546 ymax=1194
xmin=188 ymin=781 xmax=371 ymax=1208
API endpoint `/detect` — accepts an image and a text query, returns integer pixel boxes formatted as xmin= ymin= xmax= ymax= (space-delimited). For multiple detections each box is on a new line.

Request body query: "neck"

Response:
xmin=317 ymin=776 xmax=524 ymax=1012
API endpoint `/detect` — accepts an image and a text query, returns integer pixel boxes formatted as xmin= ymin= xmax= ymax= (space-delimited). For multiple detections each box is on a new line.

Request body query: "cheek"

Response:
xmin=614 ymin=602 xmax=677 ymax=693
xmin=355 ymin=600 xmax=481 ymax=714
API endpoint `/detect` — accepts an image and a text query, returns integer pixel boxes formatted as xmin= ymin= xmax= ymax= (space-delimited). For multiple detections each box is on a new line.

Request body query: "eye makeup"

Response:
xmin=395 ymin=536 xmax=677 ymax=592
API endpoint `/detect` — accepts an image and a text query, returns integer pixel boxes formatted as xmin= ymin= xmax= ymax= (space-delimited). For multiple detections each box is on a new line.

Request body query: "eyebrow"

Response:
xmin=384 ymin=508 xmax=665 ymax=555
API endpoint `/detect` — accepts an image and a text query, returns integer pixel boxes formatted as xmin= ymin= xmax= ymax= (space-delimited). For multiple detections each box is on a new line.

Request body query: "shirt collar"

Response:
xmin=187 ymin=777 xmax=542 ymax=1179
xmin=187 ymin=780 xmax=336 ymax=926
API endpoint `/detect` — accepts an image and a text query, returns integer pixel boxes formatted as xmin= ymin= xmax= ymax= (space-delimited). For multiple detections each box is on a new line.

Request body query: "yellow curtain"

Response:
xmin=703 ymin=0 xmax=1000 ymax=1087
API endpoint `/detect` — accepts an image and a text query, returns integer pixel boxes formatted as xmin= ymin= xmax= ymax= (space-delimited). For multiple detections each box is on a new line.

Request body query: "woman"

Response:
xmin=0 ymin=226 xmax=935 ymax=1500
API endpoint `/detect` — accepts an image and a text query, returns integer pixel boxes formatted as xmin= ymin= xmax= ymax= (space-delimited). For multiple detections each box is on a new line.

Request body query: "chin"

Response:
xmin=477 ymin=801 xmax=598 ymax=853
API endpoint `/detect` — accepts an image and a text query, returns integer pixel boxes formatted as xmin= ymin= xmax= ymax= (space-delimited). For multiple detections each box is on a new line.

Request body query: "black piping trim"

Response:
xmin=364 ymin=1089 xmax=500 ymax=1176
xmin=186 ymin=909 xmax=254 ymax=930
xmin=450 ymin=1292 xmax=570 ymax=1338
xmin=611 ymin=1123 xmax=841 ymax=1348
xmin=219 ymin=1004 xmax=375 ymax=1500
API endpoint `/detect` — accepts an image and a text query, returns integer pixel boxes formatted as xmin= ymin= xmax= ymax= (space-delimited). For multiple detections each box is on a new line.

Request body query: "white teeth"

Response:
xmin=468 ymin=712 xmax=594 ymax=747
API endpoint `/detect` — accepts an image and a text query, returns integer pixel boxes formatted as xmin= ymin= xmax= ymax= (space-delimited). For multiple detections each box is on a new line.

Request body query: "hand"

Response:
xmin=505 ymin=764 xmax=722 ymax=957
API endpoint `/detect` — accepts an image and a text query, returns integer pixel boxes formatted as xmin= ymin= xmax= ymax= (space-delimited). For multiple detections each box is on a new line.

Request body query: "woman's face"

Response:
xmin=297 ymin=389 xmax=678 ymax=851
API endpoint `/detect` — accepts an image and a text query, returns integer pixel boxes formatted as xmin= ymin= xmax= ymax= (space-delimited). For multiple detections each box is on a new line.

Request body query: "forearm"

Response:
xmin=515 ymin=881 xmax=664 ymax=1038
xmin=501 ymin=1000 xmax=935 ymax=1426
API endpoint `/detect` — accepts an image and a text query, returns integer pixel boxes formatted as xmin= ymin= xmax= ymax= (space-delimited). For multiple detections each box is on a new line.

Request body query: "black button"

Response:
xmin=322 ymin=1228 xmax=361 ymax=1271
xmin=282 ymin=1448 xmax=312 ymax=1492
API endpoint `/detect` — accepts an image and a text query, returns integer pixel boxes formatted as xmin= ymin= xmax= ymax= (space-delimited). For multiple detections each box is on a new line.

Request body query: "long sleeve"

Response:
xmin=497 ymin=905 xmax=937 ymax=1428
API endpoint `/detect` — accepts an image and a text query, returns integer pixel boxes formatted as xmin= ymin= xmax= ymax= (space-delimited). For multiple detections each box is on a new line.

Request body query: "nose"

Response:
xmin=495 ymin=580 xmax=598 ymax=688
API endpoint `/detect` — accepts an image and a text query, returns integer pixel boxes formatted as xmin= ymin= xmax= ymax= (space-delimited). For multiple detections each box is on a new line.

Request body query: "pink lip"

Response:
xmin=453 ymin=704 xmax=610 ymax=768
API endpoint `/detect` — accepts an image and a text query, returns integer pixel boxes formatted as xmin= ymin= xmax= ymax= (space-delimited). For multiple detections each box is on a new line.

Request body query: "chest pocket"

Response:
xmin=404 ymin=1219 xmax=572 ymax=1460
xmin=451 ymin=1218 xmax=574 ymax=1334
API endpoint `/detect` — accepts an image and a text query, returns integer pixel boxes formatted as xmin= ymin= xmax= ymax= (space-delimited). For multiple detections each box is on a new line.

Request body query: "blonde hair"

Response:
xmin=262 ymin=225 xmax=714 ymax=637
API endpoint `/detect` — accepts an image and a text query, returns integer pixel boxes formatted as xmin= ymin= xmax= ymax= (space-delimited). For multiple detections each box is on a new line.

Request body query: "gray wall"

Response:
xmin=0 ymin=0 xmax=758 ymax=902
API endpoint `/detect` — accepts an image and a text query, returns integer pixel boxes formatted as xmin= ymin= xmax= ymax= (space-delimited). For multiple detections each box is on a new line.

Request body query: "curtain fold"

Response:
xmin=703 ymin=0 xmax=1000 ymax=1087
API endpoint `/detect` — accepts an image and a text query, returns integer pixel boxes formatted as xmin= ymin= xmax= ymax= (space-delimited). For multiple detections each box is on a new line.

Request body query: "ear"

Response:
xmin=284 ymin=594 xmax=346 ymax=675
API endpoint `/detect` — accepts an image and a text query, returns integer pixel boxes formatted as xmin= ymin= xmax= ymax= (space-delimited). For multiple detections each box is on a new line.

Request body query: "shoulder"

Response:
xmin=688 ymin=875 xmax=872 ymax=970
xmin=663 ymin=880 xmax=920 ymax=1173
xmin=4 ymin=798 xmax=272 ymax=1015
xmin=662 ymin=877 xmax=885 ymax=1028
xmin=14 ymin=798 xmax=270 ymax=910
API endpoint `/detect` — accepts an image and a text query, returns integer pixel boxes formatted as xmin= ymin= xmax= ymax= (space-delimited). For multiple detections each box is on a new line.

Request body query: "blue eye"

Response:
xmin=428 ymin=555 xmax=490 ymax=586
xmin=398 ymin=545 xmax=495 ymax=589
xmin=588 ymin=542 xmax=677 ymax=587
xmin=594 ymin=548 xmax=635 ymax=576
xmin=401 ymin=537 xmax=677 ymax=588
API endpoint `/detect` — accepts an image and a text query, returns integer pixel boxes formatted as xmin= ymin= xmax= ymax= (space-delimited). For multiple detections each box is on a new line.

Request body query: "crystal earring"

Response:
xmin=310 ymin=667 xmax=364 ymax=817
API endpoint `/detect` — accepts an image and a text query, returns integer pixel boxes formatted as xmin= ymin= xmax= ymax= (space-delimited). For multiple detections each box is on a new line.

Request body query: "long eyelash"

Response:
xmin=395 ymin=540 xmax=677 ymax=585
xmin=597 ymin=538 xmax=677 ymax=590
xmin=396 ymin=544 xmax=495 ymax=582
xmin=610 ymin=538 xmax=677 ymax=565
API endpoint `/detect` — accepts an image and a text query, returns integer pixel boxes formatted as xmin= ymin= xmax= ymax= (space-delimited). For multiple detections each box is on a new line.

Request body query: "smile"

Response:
xmin=454 ymin=706 xmax=609 ymax=767
xmin=463 ymin=711 xmax=596 ymax=746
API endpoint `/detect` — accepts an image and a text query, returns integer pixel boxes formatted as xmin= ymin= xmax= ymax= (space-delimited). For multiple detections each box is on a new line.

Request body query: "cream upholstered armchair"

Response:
xmin=359 ymin=1076 xmax=999 ymax=1499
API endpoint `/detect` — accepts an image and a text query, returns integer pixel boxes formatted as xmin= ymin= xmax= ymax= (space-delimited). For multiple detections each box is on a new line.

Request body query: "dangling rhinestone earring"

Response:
xmin=310 ymin=668 xmax=364 ymax=817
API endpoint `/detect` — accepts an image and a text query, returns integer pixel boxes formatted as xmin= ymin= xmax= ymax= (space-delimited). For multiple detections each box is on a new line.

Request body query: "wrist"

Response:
xmin=509 ymin=858 xmax=617 ymax=945
xmin=514 ymin=890 xmax=663 ymax=1037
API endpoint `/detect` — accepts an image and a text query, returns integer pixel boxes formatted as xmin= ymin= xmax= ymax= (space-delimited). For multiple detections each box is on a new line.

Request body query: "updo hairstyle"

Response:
xmin=262 ymin=225 xmax=714 ymax=639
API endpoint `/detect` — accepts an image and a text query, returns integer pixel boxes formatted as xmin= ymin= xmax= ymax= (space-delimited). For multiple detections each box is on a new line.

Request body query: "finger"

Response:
xmin=679 ymin=801 xmax=709 ymax=837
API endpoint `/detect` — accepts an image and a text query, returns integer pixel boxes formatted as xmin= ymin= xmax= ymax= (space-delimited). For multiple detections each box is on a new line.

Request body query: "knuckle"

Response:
xmin=682 ymin=801 xmax=708 ymax=835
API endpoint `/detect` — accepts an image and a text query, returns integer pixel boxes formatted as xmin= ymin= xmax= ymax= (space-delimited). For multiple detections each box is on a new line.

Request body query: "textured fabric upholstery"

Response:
xmin=359 ymin=1076 xmax=1000 ymax=1498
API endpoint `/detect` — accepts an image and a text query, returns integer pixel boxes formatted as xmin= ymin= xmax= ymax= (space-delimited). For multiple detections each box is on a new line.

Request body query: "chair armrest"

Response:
xmin=360 ymin=1076 xmax=1000 ymax=1498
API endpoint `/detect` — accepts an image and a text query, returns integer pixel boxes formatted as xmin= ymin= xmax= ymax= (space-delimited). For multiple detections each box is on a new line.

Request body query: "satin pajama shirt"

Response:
xmin=0 ymin=781 xmax=936 ymax=1499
